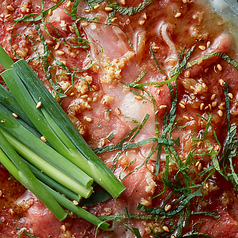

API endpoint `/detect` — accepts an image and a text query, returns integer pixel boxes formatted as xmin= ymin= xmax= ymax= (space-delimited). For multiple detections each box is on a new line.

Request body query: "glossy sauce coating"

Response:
xmin=0 ymin=0 xmax=238 ymax=237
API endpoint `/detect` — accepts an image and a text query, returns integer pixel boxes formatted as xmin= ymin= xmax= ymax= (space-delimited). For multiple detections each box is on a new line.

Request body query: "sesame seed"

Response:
xmin=152 ymin=46 xmax=160 ymax=51
xmin=198 ymin=59 xmax=203 ymax=65
xmin=61 ymin=60 xmax=66 ymax=65
xmin=61 ymin=224 xmax=66 ymax=232
xmin=92 ymin=85 xmax=98 ymax=90
xmin=81 ymin=94 xmax=88 ymax=99
xmin=7 ymin=27 xmax=14 ymax=31
xmin=183 ymin=115 xmax=190 ymax=120
xmin=150 ymin=165 xmax=155 ymax=173
xmin=66 ymin=1 xmax=71 ymax=7
xmin=204 ymin=68 xmax=209 ymax=73
xmin=46 ymin=40 xmax=54 ymax=46
xmin=5 ymin=14 xmax=11 ymax=19
xmin=217 ymin=64 xmax=222 ymax=71
xmin=197 ymin=141 xmax=202 ymax=147
xmin=143 ymin=13 xmax=147 ymax=19
xmin=7 ymin=5 xmax=15 ymax=11
xmin=215 ymin=145 xmax=220 ymax=151
xmin=219 ymin=79 xmax=224 ymax=86
xmin=85 ymin=117 xmax=92 ymax=122
xmin=0 ymin=190 xmax=2 ymax=197
xmin=102 ymin=95 xmax=114 ymax=104
xmin=36 ymin=101 xmax=42 ymax=109
xmin=207 ymin=41 xmax=211 ymax=48
xmin=162 ymin=226 xmax=170 ymax=232
xmin=159 ymin=105 xmax=167 ymax=110
xmin=121 ymin=0 xmax=126 ymax=5
xmin=54 ymin=43 xmax=60 ymax=50
xmin=105 ymin=6 xmax=113 ymax=11
xmin=221 ymin=102 xmax=225 ymax=106
xmin=195 ymin=161 xmax=200 ymax=167
xmin=175 ymin=12 xmax=181 ymax=18
xmin=48 ymin=9 xmax=52 ymax=16
xmin=53 ymin=0 xmax=58 ymax=3
xmin=70 ymin=92 xmax=75 ymax=96
xmin=73 ymin=200 xmax=79 ymax=205
xmin=218 ymin=105 xmax=225 ymax=110
xmin=210 ymin=94 xmax=216 ymax=100
xmin=135 ymin=95 xmax=143 ymax=100
xmin=57 ymin=50 xmax=65 ymax=56
xmin=200 ymin=103 xmax=204 ymax=111
xmin=204 ymin=106 xmax=208 ymax=110
xmin=179 ymin=103 xmax=185 ymax=109
xmin=139 ymin=20 xmax=145 ymax=25
xmin=69 ymin=25 xmax=75 ymax=33
xmin=171 ymin=236 xmax=176 ymax=238
xmin=10 ymin=209 xmax=15 ymax=216
xmin=82 ymin=206 xmax=88 ymax=210
xmin=84 ymin=9 xmax=90 ymax=13
xmin=199 ymin=45 xmax=206 ymax=51
xmin=208 ymin=104 xmax=212 ymax=111
xmin=41 ymin=136 xmax=47 ymax=142
xmin=197 ymin=163 xmax=202 ymax=171
xmin=116 ymin=108 xmax=121 ymax=115
xmin=81 ymin=22 xmax=88 ymax=27
xmin=212 ymin=101 xmax=217 ymax=107
xmin=157 ymin=89 xmax=161 ymax=95
xmin=185 ymin=70 xmax=190 ymax=77
xmin=111 ymin=17 xmax=118 ymax=23
xmin=218 ymin=110 xmax=223 ymax=117
xmin=165 ymin=204 xmax=171 ymax=211
xmin=12 ymin=112 xmax=18 ymax=118
xmin=101 ymin=139 xmax=106 ymax=147
xmin=94 ymin=4 xmax=100 ymax=9
xmin=228 ymin=93 xmax=233 ymax=99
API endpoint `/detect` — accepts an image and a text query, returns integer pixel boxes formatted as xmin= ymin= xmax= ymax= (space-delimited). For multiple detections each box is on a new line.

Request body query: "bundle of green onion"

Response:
xmin=0 ymin=45 xmax=126 ymax=230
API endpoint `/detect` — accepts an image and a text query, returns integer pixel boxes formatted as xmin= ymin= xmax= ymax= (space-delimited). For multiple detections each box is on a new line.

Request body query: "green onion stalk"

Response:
xmin=0 ymin=103 xmax=93 ymax=196
xmin=0 ymin=129 xmax=67 ymax=221
xmin=0 ymin=130 xmax=109 ymax=229
xmin=12 ymin=60 xmax=126 ymax=198
xmin=22 ymin=158 xmax=81 ymax=202
xmin=0 ymin=44 xmax=125 ymax=229
xmin=0 ymin=45 xmax=125 ymax=198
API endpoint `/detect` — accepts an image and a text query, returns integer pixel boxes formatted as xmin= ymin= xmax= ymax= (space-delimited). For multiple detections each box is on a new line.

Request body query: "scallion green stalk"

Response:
xmin=1 ymin=128 xmax=93 ymax=199
xmin=0 ymin=84 xmax=34 ymax=127
xmin=0 ymin=45 xmax=14 ymax=69
xmin=1 ymin=69 xmax=98 ymax=192
xmin=22 ymin=158 xmax=81 ymax=202
xmin=11 ymin=59 xmax=126 ymax=198
xmin=0 ymin=41 xmax=124 ymax=229
xmin=0 ymin=130 xmax=67 ymax=221
xmin=0 ymin=103 xmax=93 ymax=189
xmin=1 ymin=68 xmax=74 ymax=153
xmin=41 ymin=183 xmax=110 ymax=231
xmin=0 ymin=129 xmax=108 ymax=229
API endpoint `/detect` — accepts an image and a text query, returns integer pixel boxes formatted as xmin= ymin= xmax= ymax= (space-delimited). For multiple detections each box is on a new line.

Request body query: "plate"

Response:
xmin=209 ymin=0 xmax=238 ymax=40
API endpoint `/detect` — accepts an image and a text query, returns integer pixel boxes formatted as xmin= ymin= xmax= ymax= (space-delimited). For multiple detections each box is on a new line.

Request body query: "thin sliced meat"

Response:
xmin=185 ymin=33 xmax=234 ymax=78
xmin=0 ymin=0 xmax=238 ymax=238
